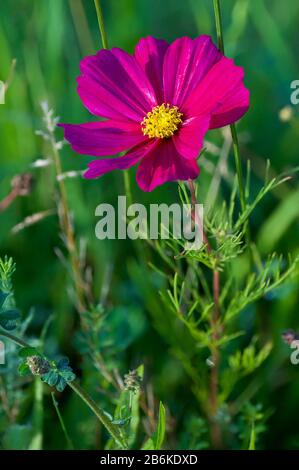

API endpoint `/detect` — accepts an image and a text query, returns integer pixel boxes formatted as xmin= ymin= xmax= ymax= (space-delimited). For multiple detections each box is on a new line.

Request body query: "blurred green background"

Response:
xmin=1 ymin=0 xmax=299 ymax=450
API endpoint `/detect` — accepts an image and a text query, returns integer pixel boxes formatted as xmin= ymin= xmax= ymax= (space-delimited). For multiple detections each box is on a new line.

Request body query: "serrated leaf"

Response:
xmin=56 ymin=376 xmax=67 ymax=392
xmin=59 ymin=368 xmax=76 ymax=382
xmin=41 ymin=370 xmax=59 ymax=387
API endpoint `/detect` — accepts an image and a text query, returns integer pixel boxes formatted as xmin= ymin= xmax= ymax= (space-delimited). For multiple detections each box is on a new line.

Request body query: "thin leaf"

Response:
xmin=154 ymin=402 xmax=166 ymax=450
xmin=249 ymin=423 xmax=256 ymax=450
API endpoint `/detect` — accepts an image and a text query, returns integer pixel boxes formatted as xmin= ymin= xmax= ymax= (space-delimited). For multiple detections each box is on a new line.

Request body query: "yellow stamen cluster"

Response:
xmin=141 ymin=103 xmax=183 ymax=139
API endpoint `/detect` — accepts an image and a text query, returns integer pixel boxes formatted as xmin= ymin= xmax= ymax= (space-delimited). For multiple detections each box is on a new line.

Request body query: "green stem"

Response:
xmin=51 ymin=392 xmax=75 ymax=450
xmin=212 ymin=0 xmax=249 ymax=221
xmin=0 ymin=329 xmax=128 ymax=450
xmin=93 ymin=0 xmax=109 ymax=49
xmin=212 ymin=0 xmax=224 ymax=54
xmin=123 ymin=170 xmax=133 ymax=207
xmin=68 ymin=381 xmax=127 ymax=449
xmin=188 ymin=180 xmax=222 ymax=448
xmin=230 ymin=124 xmax=246 ymax=213
xmin=0 ymin=330 xmax=28 ymax=348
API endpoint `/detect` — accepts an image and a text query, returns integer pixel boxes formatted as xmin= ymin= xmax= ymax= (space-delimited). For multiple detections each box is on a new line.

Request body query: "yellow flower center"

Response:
xmin=141 ymin=103 xmax=183 ymax=139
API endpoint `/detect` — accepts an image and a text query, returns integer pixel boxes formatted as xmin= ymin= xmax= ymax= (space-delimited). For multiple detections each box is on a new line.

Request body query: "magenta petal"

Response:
xmin=77 ymin=48 xmax=157 ymax=122
xmin=136 ymin=139 xmax=200 ymax=192
xmin=172 ymin=115 xmax=211 ymax=159
xmin=163 ymin=36 xmax=222 ymax=108
xmin=84 ymin=141 xmax=156 ymax=179
xmin=59 ymin=120 xmax=147 ymax=156
xmin=182 ymin=56 xmax=249 ymax=125
xmin=209 ymin=86 xmax=250 ymax=129
xmin=135 ymin=36 xmax=169 ymax=103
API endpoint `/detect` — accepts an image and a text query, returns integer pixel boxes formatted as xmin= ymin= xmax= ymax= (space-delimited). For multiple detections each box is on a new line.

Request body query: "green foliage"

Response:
xmin=1 ymin=0 xmax=299 ymax=452
xmin=19 ymin=347 xmax=42 ymax=358
xmin=0 ymin=257 xmax=16 ymax=294
xmin=220 ymin=341 xmax=272 ymax=401
xmin=75 ymin=304 xmax=146 ymax=375
xmin=228 ymin=341 xmax=272 ymax=374
xmin=106 ymin=365 xmax=144 ymax=449
xmin=180 ymin=416 xmax=209 ymax=450
xmin=0 ymin=257 xmax=20 ymax=330
xmin=18 ymin=348 xmax=76 ymax=392
xmin=2 ymin=424 xmax=33 ymax=450
xmin=41 ymin=358 xmax=76 ymax=392
xmin=238 ymin=403 xmax=268 ymax=450
xmin=153 ymin=402 xmax=166 ymax=450
xmin=224 ymin=254 xmax=299 ymax=322
xmin=179 ymin=169 xmax=295 ymax=271
xmin=142 ymin=402 xmax=167 ymax=451
xmin=0 ymin=308 xmax=21 ymax=331
xmin=0 ymin=291 xmax=9 ymax=309
xmin=249 ymin=423 xmax=256 ymax=450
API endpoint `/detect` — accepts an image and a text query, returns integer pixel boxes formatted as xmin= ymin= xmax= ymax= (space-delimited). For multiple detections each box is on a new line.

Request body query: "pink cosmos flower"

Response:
xmin=60 ymin=36 xmax=249 ymax=192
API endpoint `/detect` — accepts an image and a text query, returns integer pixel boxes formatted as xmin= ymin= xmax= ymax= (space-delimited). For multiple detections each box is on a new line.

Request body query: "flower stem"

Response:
xmin=230 ymin=123 xmax=247 ymax=214
xmin=123 ymin=170 xmax=133 ymax=207
xmin=212 ymin=0 xmax=249 ymax=227
xmin=209 ymin=268 xmax=222 ymax=449
xmin=51 ymin=392 xmax=74 ymax=450
xmin=0 ymin=330 xmax=28 ymax=348
xmin=93 ymin=0 xmax=109 ymax=49
xmin=68 ymin=381 xmax=127 ymax=448
xmin=212 ymin=0 xmax=224 ymax=54
xmin=0 ymin=329 xmax=128 ymax=450
xmin=188 ymin=180 xmax=222 ymax=448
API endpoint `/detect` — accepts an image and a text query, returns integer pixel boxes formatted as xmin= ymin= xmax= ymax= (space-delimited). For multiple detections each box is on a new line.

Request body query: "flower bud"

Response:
xmin=26 ymin=355 xmax=50 ymax=376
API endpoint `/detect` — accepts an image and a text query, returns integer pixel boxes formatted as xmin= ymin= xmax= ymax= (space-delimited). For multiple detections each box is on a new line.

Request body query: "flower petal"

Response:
xmin=136 ymin=139 xmax=200 ymax=192
xmin=83 ymin=141 xmax=156 ymax=179
xmin=59 ymin=120 xmax=147 ymax=156
xmin=135 ymin=36 xmax=169 ymax=103
xmin=163 ymin=36 xmax=222 ymax=108
xmin=182 ymin=56 xmax=249 ymax=126
xmin=173 ymin=115 xmax=211 ymax=159
xmin=77 ymin=48 xmax=157 ymax=122
xmin=209 ymin=86 xmax=250 ymax=129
